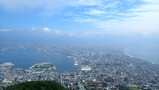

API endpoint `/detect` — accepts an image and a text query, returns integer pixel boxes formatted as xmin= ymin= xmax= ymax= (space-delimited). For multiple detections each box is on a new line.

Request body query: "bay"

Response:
xmin=0 ymin=49 xmax=78 ymax=73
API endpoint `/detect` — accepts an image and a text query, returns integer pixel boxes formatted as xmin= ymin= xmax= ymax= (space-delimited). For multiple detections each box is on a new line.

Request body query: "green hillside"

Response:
xmin=4 ymin=81 xmax=68 ymax=90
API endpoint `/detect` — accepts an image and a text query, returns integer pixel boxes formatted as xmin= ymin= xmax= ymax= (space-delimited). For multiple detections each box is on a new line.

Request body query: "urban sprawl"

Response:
xmin=0 ymin=43 xmax=159 ymax=90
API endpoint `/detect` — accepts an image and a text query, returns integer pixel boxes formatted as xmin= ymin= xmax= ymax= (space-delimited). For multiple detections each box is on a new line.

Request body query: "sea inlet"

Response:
xmin=0 ymin=49 xmax=78 ymax=73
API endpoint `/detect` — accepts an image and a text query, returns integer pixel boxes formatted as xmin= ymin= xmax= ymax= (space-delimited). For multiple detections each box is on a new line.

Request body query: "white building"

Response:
xmin=81 ymin=66 xmax=92 ymax=71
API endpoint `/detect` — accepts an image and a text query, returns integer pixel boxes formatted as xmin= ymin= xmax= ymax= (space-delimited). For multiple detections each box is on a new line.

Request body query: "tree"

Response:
xmin=4 ymin=81 xmax=68 ymax=90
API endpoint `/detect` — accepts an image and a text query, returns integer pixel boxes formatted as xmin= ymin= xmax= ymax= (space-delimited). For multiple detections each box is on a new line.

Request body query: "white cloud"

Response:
xmin=1 ymin=0 xmax=159 ymax=37
xmin=0 ymin=0 xmax=70 ymax=12
xmin=53 ymin=30 xmax=64 ymax=35
xmin=85 ymin=9 xmax=105 ymax=15
xmin=69 ymin=0 xmax=103 ymax=6
xmin=74 ymin=18 xmax=97 ymax=23
xmin=142 ymin=0 xmax=159 ymax=3
xmin=93 ymin=12 xmax=159 ymax=36
xmin=0 ymin=29 xmax=13 ymax=32
xmin=31 ymin=27 xmax=36 ymax=31
xmin=0 ymin=0 xmax=104 ymax=12
xmin=42 ymin=27 xmax=52 ymax=32
xmin=102 ymin=1 xmax=120 ymax=9
xmin=130 ymin=4 xmax=159 ymax=12
xmin=37 ymin=27 xmax=77 ymax=36
xmin=85 ymin=0 xmax=159 ymax=36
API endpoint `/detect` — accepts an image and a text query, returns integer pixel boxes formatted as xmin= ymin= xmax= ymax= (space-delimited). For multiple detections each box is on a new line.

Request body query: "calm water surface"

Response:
xmin=126 ymin=44 xmax=159 ymax=64
xmin=0 ymin=49 xmax=78 ymax=72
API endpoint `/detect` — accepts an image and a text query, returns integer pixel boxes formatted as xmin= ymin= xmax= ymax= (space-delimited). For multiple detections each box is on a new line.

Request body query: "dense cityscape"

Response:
xmin=1 ymin=0 xmax=159 ymax=89
xmin=0 ymin=43 xmax=159 ymax=90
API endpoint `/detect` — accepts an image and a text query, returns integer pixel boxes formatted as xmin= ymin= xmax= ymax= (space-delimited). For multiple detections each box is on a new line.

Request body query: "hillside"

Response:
xmin=4 ymin=81 xmax=68 ymax=90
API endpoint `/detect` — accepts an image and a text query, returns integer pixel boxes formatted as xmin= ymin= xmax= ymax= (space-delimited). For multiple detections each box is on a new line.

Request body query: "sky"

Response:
xmin=0 ymin=0 xmax=159 ymax=37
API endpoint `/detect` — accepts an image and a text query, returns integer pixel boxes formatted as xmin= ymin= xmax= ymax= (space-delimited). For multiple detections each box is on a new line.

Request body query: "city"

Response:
xmin=1 ymin=0 xmax=159 ymax=89
xmin=0 ymin=43 xmax=159 ymax=90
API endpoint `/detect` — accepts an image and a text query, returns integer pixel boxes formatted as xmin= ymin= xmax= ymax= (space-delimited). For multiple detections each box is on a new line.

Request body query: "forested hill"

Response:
xmin=4 ymin=81 xmax=68 ymax=90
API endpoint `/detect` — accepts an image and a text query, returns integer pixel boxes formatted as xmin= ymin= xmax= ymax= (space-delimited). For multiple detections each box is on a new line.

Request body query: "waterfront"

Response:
xmin=0 ymin=49 xmax=78 ymax=72
xmin=0 ymin=45 xmax=159 ymax=89
xmin=125 ymin=44 xmax=159 ymax=64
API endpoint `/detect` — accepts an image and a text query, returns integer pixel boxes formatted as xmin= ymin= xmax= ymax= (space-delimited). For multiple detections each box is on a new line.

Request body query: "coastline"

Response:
xmin=0 ymin=49 xmax=78 ymax=72
xmin=67 ymin=56 xmax=79 ymax=66
xmin=123 ymin=48 xmax=135 ymax=58
xmin=124 ymin=47 xmax=159 ymax=64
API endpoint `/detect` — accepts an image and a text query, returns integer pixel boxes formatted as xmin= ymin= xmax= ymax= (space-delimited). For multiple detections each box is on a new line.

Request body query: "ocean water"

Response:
xmin=0 ymin=49 xmax=78 ymax=72
xmin=125 ymin=44 xmax=159 ymax=64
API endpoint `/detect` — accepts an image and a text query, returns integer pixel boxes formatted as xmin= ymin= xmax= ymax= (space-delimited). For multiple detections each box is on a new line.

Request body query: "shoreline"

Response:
xmin=0 ymin=49 xmax=78 ymax=72
xmin=124 ymin=47 xmax=159 ymax=64
xmin=67 ymin=56 xmax=79 ymax=66
xmin=123 ymin=48 xmax=135 ymax=58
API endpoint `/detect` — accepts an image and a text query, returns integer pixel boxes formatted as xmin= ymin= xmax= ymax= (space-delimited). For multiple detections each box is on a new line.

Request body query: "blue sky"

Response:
xmin=0 ymin=0 xmax=159 ymax=37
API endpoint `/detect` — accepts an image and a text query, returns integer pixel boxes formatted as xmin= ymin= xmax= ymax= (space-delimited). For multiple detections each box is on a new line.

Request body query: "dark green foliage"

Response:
xmin=117 ymin=85 xmax=139 ymax=90
xmin=118 ymin=85 xmax=132 ymax=90
xmin=4 ymin=81 xmax=68 ymax=90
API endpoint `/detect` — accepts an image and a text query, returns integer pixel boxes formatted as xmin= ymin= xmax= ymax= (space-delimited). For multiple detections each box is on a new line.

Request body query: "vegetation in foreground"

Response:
xmin=4 ymin=81 xmax=68 ymax=90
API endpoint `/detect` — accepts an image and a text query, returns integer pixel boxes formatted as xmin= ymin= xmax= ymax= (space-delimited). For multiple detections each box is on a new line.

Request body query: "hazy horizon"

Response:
xmin=0 ymin=0 xmax=159 ymax=63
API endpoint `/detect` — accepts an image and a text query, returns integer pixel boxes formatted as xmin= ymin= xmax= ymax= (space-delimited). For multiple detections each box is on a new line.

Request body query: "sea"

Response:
xmin=125 ymin=44 xmax=159 ymax=64
xmin=0 ymin=49 xmax=78 ymax=73
xmin=1 ymin=44 xmax=159 ymax=73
